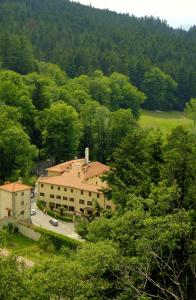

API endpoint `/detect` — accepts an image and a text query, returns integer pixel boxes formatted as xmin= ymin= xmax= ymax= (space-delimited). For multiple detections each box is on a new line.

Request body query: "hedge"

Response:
xmin=37 ymin=200 xmax=74 ymax=222
xmin=35 ymin=226 xmax=82 ymax=250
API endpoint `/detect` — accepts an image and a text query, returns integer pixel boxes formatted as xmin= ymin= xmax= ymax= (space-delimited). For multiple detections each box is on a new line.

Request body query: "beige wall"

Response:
xmin=17 ymin=223 xmax=41 ymax=241
xmin=0 ymin=190 xmax=12 ymax=218
xmin=38 ymin=182 xmax=114 ymax=214
xmin=0 ymin=189 xmax=31 ymax=221
xmin=14 ymin=190 xmax=31 ymax=221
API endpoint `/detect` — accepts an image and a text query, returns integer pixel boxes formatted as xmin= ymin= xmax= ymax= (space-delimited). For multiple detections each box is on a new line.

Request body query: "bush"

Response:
xmin=35 ymin=227 xmax=82 ymax=250
xmin=39 ymin=234 xmax=55 ymax=252
xmin=0 ymin=229 xmax=8 ymax=247
xmin=76 ymin=220 xmax=88 ymax=239
xmin=37 ymin=200 xmax=74 ymax=222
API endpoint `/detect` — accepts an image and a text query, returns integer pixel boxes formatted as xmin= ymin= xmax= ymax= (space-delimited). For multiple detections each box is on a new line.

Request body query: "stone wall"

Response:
xmin=17 ymin=222 xmax=41 ymax=241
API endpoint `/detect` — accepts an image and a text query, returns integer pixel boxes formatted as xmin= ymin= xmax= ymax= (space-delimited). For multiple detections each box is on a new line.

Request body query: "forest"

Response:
xmin=0 ymin=0 xmax=196 ymax=110
xmin=0 ymin=0 xmax=195 ymax=299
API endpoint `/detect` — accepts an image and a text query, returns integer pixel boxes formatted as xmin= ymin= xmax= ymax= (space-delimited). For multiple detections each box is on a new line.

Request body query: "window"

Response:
xmin=81 ymin=190 xmax=83 ymax=195
xmin=15 ymin=193 xmax=17 ymax=197
xmin=89 ymin=192 xmax=91 ymax=197
xmin=50 ymin=194 xmax=54 ymax=198
xmin=21 ymin=210 xmax=24 ymax=215
xmin=79 ymin=199 xmax=85 ymax=204
xmin=62 ymin=205 xmax=68 ymax=210
xmin=21 ymin=201 xmax=24 ymax=206
xmin=56 ymin=195 xmax=61 ymax=200
xmin=71 ymin=189 xmax=73 ymax=193
xmin=69 ymin=198 xmax=74 ymax=202
xmin=63 ymin=196 xmax=68 ymax=200
xmin=64 ymin=188 xmax=67 ymax=191
xmin=106 ymin=205 xmax=111 ymax=209
xmin=41 ymin=184 xmax=44 ymax=188
xmin=87 ymin=201 xmax=92 ymax=206
xmin=69 ymin=206 xmax=75 ymax=212
xmin=51 ymin=186 xmax=53 ymax=189
xmin=97 ymin=193 xmax=100 ymax=198
xmin=56 ymin=203 xmax=61 ymax=208
xmin=58 ymin=187 xmax=60 ymax=190
xmin=21 ymin=192 xmax=24 ymax=196
xmin=40 ymin=192 xmax=45 ymax=196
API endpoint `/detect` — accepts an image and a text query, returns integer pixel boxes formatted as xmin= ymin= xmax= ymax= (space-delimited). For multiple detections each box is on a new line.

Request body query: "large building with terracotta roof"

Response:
xmin=37 ymin=149 xmax=114 ymax=215
xmin=0 ymin=182 xmax=32 ymax=220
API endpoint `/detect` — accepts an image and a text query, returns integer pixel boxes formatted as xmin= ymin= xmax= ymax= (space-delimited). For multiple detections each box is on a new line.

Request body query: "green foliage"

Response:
xmin=35 ymin=227 xmax=82 ymax=250
xmin=0 ymin=126 xmax=37 ymax=182
xmin=36 ymin=102 xmax=82 ymax=162
xmin=185 ymin=97 xmax=196 ymax=126
xmin=0 ymin=256 xmax=28 ymax=300
xmin=142 ymin=67 xmax=177 ymax=110
xmin=0 ymin=0 xmax=195 ymax=109
xmin=105 ymin=128 xmax=164 ymax=206
xmin=163 ymin=126 xmax=196 ymax=209
xmin=0 ymin=229 xmax=8 ymax=247
xmin=37 ymin=200 xmax=74 ymax=222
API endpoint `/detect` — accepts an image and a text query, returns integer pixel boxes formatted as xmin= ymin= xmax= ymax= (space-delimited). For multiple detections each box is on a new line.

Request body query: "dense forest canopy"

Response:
xmin=0 ymin=0 xmax=196 ymax=110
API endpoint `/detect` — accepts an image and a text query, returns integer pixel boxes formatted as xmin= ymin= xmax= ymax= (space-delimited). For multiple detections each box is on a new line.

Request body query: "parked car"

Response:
xmin=30 ymin=209 xmax=36 ymax=216
xmin=49 ymin=219 xmax=58 ymax=226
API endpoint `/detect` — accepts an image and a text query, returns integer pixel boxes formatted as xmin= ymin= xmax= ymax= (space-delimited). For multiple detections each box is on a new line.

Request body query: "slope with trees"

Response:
xmin=0 ymin=0 xmax=195 ymax=110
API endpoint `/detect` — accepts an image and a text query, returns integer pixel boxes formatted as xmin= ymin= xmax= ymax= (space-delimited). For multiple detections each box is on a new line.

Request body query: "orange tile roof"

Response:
xmin=39 ymin=159 xmax=109 ymax=193
xmin=83 ymin=161 xmax=109 ymax=179
xmin=0 ymin=182 xmax=32 ymax=193
xmin=46 ymin=159 xmax=84 ymax=173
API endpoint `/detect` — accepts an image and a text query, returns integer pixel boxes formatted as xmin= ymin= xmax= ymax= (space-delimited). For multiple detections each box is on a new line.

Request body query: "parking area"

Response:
xmin=31 ymin=203 xmax=82 ymax=241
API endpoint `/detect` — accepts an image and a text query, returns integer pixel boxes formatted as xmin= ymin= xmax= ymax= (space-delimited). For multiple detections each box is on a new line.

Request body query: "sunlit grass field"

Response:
xmin=139 ymin=110 xmax=193 ymax=135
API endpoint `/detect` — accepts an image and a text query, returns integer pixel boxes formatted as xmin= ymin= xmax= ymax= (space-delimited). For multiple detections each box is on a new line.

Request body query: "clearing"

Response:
xmin=139 ymin=110 xmax=193 ymax=135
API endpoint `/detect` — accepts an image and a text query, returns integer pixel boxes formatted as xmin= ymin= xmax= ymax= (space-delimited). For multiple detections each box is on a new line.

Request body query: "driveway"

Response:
xmin=31 ymin=203 xmax=83 ymax=241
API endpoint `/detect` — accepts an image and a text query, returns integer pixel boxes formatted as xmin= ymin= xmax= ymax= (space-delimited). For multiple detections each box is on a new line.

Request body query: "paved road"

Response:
xmin=31 ymin=204 xmax=82 ymax=241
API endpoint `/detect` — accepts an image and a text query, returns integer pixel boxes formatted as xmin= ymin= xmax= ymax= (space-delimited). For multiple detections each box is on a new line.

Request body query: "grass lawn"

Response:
xmin=139 ymin=110 xmax=193 ymax=135
xmin=7 ymin=233 xmax=61 ymax=264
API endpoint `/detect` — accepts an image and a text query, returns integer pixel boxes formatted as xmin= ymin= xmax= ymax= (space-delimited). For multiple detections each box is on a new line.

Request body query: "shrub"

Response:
xmin=35 ymin=227 xmax=82 ymax=250
xmin=37 ymin=200 xmax=74 ymax=222
xmin=0 ymin=229 xmax=8 ymax=247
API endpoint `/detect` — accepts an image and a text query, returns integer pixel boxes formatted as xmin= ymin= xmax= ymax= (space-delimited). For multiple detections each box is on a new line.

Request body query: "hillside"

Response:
xmin=0 ymin=0 xmax=196 ymax=109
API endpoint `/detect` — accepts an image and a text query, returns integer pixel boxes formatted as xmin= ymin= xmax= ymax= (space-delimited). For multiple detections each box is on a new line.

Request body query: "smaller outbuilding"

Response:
xmin=0 ymin=182 xmax=32 ymax=221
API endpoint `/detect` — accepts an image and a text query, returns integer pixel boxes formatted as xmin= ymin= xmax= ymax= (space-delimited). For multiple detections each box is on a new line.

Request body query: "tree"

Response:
xmin=0 ymin=112 xmax=38 ymax=183
xmin=0 ymin=256 xmax=28 ymax=299
xmin=109 ymin=72 xmax=146 ymax=118
xmin=185 ymin=98 xmax=196 ymax=126
xmin=37 ymin=102 xmax=82 ymax=162
xmin=110 ymin=108 xmax=137 ymax=152
xmin=38 ymin=62 xmax=67 ymax=85
xmin=105 ymin=128 xmax=163 ymax=207
xmin=142 ymin=67 xmax=177 ymax=110
xmin=162 ymin=126 xmax=196 ymax=210
xmin=0 ymin=70 xmax=36 ymax=138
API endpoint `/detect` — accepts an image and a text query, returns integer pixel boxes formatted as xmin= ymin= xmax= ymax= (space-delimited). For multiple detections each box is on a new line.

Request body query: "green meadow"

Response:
xmin=139 ymin=110 xmax=193 ymax=135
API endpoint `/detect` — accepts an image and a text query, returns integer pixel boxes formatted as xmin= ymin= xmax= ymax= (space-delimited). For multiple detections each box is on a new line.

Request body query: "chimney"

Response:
xmin=85 ymin=147 xmax=89 ymax=164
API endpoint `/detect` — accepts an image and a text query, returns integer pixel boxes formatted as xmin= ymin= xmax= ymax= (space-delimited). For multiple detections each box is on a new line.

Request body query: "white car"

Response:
xmin=30 ymin=209 xmax=36 ymax=216
xmin=49 ymin=219 xmax=59 ymax=226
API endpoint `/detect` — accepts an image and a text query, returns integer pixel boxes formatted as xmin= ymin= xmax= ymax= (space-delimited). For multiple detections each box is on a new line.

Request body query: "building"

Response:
xmin=37 ymin=149 xmax=115 ymax=215
xmin=0 ymin=182 xmax=32 ymax=221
